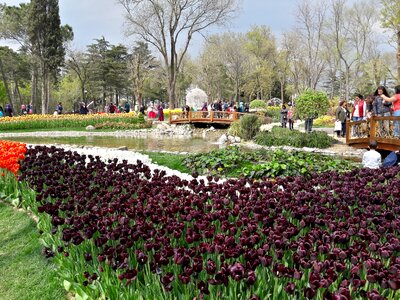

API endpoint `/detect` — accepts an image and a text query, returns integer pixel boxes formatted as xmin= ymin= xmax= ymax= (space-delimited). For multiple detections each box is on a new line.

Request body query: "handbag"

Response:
xmin=334 ymin=120 xmax=342 ymax=131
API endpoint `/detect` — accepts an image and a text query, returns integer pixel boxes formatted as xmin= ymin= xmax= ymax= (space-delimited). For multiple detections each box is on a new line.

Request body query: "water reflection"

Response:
xmin=7 ymin=136 xmax=222 ymax=153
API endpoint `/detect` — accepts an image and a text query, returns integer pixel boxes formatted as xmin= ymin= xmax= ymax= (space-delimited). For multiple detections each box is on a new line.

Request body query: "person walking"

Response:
xmin=4 ymin=103 xmax=13 ymax=117
xmin=56 ymin=102 xmax=63 ymax=114
xmin=287 ymin=106 xmax=295 ymax=130
xmin=79 ymin=102 xmax=89 ymax=114
xmin=124 ymin=101 xmax=130 ymax=113
xmin=280 ymin=105 xmax=288 ymax=128
xmin=158 ymin=104 xmax=164 ymax=121
xmin=335 ymin=100 xmax=347 ymax=138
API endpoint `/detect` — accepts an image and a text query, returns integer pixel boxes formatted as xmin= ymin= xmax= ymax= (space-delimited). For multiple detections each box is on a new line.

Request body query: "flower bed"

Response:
xmin=0 ymin=140 xmax=26 ymax=174
xmin=1 ymin=143 xmax=399 ymax=299
xmin=0 ymin=112 xmax=143 ymax=131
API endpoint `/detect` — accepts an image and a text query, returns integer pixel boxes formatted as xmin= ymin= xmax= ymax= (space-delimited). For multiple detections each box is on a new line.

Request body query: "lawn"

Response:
xmin=0 ymin=202 xmax=66 ymax=300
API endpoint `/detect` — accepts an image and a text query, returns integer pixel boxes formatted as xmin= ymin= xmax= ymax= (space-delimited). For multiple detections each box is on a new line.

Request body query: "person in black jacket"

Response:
xmin=79 ymin=102 xmax=89 ymax=114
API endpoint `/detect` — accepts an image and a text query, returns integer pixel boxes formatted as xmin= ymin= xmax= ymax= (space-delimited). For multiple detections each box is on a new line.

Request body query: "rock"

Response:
xmin=117 ymin=146 xmax=128 ymax=151
xmin=217 ymin=134 xmax=228 ymax=144
xmin=86 ymin=125 xmax=95 ymax=131
xmin=205 ymin=126 xmax=216 ymax=132
xmin=234 ymin=136 xmax=241 ymax=143
xmin=228 ymin=135 xmax=236 ymax=143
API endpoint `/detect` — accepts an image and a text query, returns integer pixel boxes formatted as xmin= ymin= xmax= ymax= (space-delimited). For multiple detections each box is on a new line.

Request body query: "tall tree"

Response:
xmin=118 ymin=0 xmax=239 ymax=108
xmin=129 ymin=41 xmax=156 ymax=110
xmin=0 ymin=47 xmax=30 ymax=110
xmin=219 ymin=32 xmax=250 ymax=103
xmin=244 ymin=25 xmax=276 ymax=100
xmin=295 ymin=0 xmax=327 ymax=90
xmin=28 ymin=0 xmax=69 ymax=113
xmin=86 ymin=38 xmax=129 ymax=107
xmin=328 ymin=0 xmax=376 ymax=101
xmin=0 ymin=3 xmax=39 ymax=112
xmin=380 ymin=0 xmax=400 ymax=81
xmin=66 ymin=49 xmax=91 ymax=102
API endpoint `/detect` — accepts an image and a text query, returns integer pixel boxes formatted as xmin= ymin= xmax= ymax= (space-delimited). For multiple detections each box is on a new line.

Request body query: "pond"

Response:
xmin=6 ymin=135 xmax=223 ymax=153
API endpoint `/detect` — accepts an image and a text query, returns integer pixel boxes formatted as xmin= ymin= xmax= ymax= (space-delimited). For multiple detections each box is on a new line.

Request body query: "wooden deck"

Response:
xmin=169 ymin=111 xmax=246 ymax=125
xmin=347 ymin=116 xmax=400 ymax=151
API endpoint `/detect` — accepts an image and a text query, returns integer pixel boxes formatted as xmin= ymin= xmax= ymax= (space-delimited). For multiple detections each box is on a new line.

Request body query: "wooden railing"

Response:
xmin=169 ymin=111 xmax=246 ymax=124
xmin=347 ymin=116 xmax=400 ymax=151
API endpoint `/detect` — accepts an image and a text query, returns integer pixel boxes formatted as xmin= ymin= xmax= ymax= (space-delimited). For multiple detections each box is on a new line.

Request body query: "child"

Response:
xmin=362 ymin=140 xmax=382 ymax=169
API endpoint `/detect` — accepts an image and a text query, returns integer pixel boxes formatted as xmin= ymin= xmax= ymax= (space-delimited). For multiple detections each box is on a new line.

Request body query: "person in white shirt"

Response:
xmin=362 ymin=140 xmax=382 ymax=169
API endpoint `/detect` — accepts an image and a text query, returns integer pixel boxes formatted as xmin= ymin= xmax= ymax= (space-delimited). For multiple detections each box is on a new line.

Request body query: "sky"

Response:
xmin=2 ymin=0 xmax=297 ymax=55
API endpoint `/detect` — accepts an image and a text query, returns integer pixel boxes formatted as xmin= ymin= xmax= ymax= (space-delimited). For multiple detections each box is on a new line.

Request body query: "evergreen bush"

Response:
xmin=255 ymin=126 xmax=334 ymax=148
xmin=249 ymin=99 xmax=267 ymax=109
xmin=239 ymin=114 xmax=262 ymax=140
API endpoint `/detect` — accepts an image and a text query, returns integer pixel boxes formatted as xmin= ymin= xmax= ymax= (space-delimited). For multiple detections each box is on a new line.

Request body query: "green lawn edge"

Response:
xmin=0 ymin=202 xmax=67 ymax=300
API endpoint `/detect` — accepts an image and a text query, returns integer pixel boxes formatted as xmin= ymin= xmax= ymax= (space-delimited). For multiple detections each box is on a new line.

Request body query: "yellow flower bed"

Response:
xmin=314 ymin=115 xmax=335 ymax=127
xmin=0 ymin=112 xmax=143 ymax=131
xmin=0 ymin=112 xmax=137 ymax=123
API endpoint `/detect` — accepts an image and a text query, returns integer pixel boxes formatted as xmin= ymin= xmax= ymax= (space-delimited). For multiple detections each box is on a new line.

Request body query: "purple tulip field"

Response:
xmin=13 ymin=145 xmax=400 ymax=299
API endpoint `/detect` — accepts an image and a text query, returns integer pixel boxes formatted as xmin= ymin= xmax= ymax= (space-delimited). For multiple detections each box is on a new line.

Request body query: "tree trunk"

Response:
xmin=345 ymin=64 xmax=350 ymax=102
xmin=0 ymin=58 xmax=12 ymax=106
xmin=46 ymin=79 xmax=50 ymax=114
xmin=31 ymin=69 xmax=37 ymax=113
xmin=41 ymin=67 xmax=49 ymax=114
xmin=280 ymin=78 xmax=285 ymax=102
xmin=168 ymin=77 xmax=176 ymax=109
xmin=137 ymin=93 xmax=142 ymax=111
xmin=81 ymin=86 xmax=86 ymax=102
xmin=397 ymin=30 xmax=400 ymax=82
xmin=13 ymin=76 xmax=23 ymax=105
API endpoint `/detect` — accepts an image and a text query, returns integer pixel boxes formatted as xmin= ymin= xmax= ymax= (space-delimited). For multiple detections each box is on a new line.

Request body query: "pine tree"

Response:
xmin=28 ymin=0 xmax=66 ymax=113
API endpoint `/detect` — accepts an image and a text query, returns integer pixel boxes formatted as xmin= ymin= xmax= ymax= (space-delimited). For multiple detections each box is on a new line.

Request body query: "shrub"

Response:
xmin=249 ymin=99 xmax=267 ymax=109
xmin=239 ymin=114 xmax=262 ymax=140
xmin=255 ymin=126 xmax=334 ymax=148
xmin=264 ymin=106 xmax=281 ymax=122
xmin=227 ymin=120 xmax=241 ymax=136
xmin=295 ymin=89 xmax=329 ymax=119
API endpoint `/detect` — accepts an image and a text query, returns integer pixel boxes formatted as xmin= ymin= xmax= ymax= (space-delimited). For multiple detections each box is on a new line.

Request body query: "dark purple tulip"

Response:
xmin=388 ymin=279 xmax=399 ymax=291
xmin=84 ymin=253 xmax=92 ymax=261
xmin=284 ymin=282 xmax=295 ymax=294
xmin=178 ymin=274 xmax=191 ymax=284
xmin=304 ymin=287 xmax=316 ymax=299
xmin=229 ymin=262 xmax=245 ymax=281
xmin=246 ymin=270 xmax=256 ymax=285
xmin=197 ymin=281 xmax=209 ymax=295
xmin=206 ymin=259 xmax=216 ymax=275
xmin=136 ymin=251 xmax=148 ymax=264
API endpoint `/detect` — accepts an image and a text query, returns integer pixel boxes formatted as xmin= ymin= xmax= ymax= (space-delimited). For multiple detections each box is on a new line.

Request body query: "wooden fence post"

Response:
xmin=370 ymin=116 xmax=376 ymax=143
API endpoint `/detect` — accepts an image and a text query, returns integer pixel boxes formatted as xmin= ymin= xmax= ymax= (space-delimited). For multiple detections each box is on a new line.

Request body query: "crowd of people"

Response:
xmin=178 ymin=100 xmax=250 ymax=120
xmin=334 ymin=85 xmax=400 ymax=138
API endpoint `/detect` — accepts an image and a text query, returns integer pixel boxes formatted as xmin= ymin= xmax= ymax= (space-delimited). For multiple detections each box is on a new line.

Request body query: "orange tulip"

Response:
xmin=0 ymin=140 xmax=27 ymax=175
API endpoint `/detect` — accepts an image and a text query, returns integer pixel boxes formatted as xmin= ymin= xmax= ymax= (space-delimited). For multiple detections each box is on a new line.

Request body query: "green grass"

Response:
xmin=144 ymin=151 xmax=191 ymax=174
xmin=0 ymin=202 xmax=66 ymax=300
